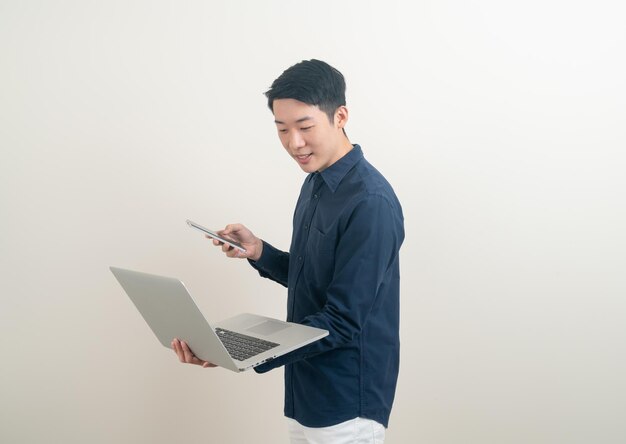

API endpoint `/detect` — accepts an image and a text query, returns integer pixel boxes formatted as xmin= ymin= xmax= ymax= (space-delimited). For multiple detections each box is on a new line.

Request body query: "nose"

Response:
xmin=288 ymin=131 xmax=306 ymax=151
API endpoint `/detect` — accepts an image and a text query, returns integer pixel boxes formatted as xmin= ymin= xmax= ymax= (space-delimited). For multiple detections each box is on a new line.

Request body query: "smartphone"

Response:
xmin=186 ymin=219 xmax=247 ymax=252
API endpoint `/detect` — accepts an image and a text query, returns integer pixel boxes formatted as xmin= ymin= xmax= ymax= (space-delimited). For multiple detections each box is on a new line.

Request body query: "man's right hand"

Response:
xmin=211 ymin=223 xmax=263 ymax=261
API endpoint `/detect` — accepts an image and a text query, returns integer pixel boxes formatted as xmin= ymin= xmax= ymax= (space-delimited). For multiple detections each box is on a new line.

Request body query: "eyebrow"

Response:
xmin=274 ymin=116 xmax=314 ymax=125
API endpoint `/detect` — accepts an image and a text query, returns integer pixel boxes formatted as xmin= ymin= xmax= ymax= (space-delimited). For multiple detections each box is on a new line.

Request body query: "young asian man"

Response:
xmin=172 ymin=59 xmax=404 ymax=444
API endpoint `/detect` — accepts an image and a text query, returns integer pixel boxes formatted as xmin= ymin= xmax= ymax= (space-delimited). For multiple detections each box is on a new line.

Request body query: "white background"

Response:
xmin=1 ymin=1 xmax=625 ymax=443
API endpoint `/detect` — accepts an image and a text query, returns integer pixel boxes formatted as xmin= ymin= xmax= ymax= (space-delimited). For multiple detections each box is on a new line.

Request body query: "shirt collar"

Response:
xmin=308 ymin=144 xmax=363 ymax=193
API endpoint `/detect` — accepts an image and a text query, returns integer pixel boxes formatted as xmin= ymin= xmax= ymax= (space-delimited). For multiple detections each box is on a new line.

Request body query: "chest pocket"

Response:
xmin=308 ymin=226 xmax=336 ymax=253
xmin=305 ymin=226 xmax=336 ymax=285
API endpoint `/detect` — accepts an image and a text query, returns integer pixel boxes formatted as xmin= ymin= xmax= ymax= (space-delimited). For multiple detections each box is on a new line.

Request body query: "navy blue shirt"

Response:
xmin=250 ymin=145 xmax=404 ymax=428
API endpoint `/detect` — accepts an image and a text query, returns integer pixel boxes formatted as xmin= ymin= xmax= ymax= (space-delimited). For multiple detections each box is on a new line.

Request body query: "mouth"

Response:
xmin=294 ymin=153 xmax=313 ymax=163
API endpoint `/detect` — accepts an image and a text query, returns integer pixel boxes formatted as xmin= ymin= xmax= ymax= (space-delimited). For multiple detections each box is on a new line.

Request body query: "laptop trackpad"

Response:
xmin=247 ymin=320 xmax=290 ymax=336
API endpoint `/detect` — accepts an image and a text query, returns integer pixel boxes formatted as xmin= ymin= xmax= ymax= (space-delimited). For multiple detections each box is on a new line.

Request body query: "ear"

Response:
xmin=334 ymin=106 xmax=349 ymax=129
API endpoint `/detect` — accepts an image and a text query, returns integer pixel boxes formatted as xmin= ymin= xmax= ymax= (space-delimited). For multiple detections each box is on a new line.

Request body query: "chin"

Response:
xmin=297 ymin=163 xmax=318 ymax=173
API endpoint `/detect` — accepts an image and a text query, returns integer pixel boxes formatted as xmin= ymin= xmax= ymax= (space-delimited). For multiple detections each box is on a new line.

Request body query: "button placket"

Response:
xmin=297 ymin=175 xmax=323 ymax=267
xmin=289 ymin=173 xmax=324 ymax=321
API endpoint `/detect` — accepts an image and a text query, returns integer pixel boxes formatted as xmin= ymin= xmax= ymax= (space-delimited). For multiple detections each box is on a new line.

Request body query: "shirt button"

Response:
xmin=304 ymin=224 xmax=309 ymax=230
xmin=313 ymin=194 xmax=319 ymax=199
xmin=298 ymin=256 xmax=303 ymax=261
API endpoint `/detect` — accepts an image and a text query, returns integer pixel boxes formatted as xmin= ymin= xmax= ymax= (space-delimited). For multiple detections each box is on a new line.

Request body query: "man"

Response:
xmin=172 ymin=59 xmax=404 ymax=443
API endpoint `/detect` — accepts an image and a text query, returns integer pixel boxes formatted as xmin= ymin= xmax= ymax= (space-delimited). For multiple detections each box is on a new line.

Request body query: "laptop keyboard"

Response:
xmin=215 ymin=328 xmax=279 ymax=362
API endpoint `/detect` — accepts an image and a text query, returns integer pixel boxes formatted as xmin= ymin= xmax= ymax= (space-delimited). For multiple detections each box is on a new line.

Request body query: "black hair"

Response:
xmin=264 ymin=59 xmax=346 ymax=123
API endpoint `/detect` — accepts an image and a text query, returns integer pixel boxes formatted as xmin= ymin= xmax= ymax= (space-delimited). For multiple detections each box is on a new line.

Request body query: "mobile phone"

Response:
xmin=186 ymin=219 xmax=247 ymax=252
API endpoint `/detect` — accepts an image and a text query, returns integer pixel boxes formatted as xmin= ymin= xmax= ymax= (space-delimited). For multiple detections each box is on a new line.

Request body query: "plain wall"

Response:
xmin=1 ymin=1 xmax=625 ymax=443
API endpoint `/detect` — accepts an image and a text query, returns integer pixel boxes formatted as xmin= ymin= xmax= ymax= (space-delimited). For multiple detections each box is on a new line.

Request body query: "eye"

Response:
xmin=301 ymin=126 xmax=313 ymax=131
xmin=278 ymin=128 xmax=288 ymax=133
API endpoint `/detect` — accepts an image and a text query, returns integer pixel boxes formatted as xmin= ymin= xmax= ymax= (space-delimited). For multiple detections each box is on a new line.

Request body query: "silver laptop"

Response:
xmin=110 ymin=267 xmax=328 ymax=372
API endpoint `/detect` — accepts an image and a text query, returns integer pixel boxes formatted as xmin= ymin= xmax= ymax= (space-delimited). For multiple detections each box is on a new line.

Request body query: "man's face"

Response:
xmin=273 ymin=98 xmax=349 ymax=173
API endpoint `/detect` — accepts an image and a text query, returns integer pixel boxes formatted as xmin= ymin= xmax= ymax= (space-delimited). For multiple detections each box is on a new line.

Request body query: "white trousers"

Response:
xmin=287 ymin=417 xmax=385 ymax=444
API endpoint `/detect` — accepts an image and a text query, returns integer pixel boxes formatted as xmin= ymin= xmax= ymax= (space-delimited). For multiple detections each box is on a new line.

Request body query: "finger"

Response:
xmin=221 ymin=243 xmax=246 ymax=259
xmin=172 ymin=339 xmax=185 ymax=362
xmin=226 ymin=247 xmax=241 ymax=258
xmin=221 ymin=224 xmax=245 ymax=238
xmin=180 ymin=340 xmax=194 ymax=362
xmin=206 ymin=235 xmax=225 ymax=249
xmin=181 ymin=340 xmax=204 ymax=365
xmin=221 ymin=224 xmax=236 ymax=236
xmin=181 ymin=344 xmax=213 ymax=367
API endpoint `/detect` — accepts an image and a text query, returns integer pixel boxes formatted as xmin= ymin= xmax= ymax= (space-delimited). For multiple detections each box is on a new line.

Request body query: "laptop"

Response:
xmin=110 ymin=267 xmax=328 ymax=372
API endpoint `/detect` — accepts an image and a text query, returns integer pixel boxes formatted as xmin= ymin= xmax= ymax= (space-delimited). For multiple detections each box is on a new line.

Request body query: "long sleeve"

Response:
xmin=248 ymin=240 xmax=289 ymax=287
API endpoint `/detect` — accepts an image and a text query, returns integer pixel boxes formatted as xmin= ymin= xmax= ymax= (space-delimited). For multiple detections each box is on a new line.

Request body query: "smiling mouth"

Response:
xmin=295 ymin=154 xmax=312 ymax=160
